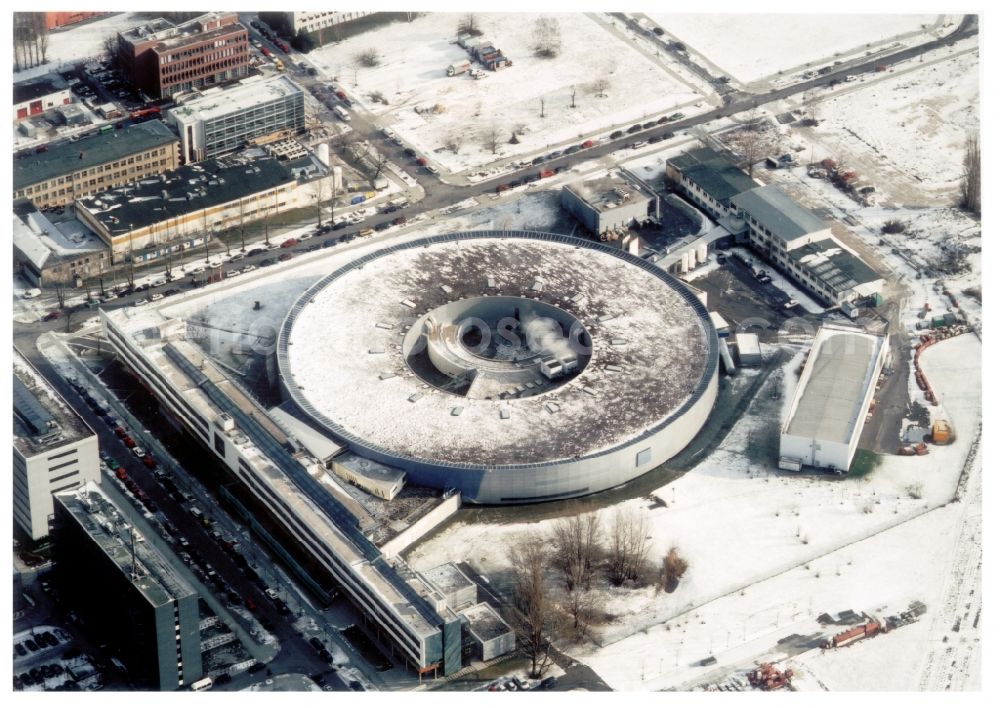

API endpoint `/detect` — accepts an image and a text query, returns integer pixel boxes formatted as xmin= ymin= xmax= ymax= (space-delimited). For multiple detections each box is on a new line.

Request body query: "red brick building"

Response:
xmin=44 ymin=12 xmax=107 ymax=30
xmin=117 ymin=12 xmax=249 ymax=99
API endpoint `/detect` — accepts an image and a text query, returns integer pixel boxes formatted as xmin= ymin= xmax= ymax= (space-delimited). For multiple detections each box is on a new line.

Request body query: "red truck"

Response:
xmin=828 ymin=621 xmax=883 ymax=648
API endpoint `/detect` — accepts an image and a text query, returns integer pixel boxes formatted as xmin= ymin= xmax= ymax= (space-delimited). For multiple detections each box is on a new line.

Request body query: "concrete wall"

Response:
xmin=381 ymin=492 xmax=461 ymax=559
xmin=336 ymin=364 xmax=718 ymax=504
xmin=482 ymin=630 xmax=515 ymax=661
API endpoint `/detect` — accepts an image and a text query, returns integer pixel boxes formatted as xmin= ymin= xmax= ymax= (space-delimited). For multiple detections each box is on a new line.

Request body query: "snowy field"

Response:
xmin=795 ymin=40 xmax=979 ymax=201
xmin=13 ymin=13 xmax=146 ymax=81
xmin=406 ymin=332 xmax=981 ymax=689
xmin=650 ymin=14 xmax=943 ymax=85
xmin=309 ymin=13 xmax=700 ymax=173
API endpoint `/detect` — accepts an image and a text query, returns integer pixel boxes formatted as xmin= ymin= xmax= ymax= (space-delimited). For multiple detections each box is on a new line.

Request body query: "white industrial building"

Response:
xmin=166 ymin=75 xmax=305 ymax=163
xmin=422 ymin=563 xmax=477 ymax=611
xmin=13 ymin=351 xmax=100 ymax=540
xmin=730 ymin=185 xmax=884 ymax=306
xmin=561 ymin=170 xmax=660 ymax=237
xmin=330 ymin=452 xmax=406 ymax=501
xmin=460 ymin=603 xmax=515 ymax=661
xmin=779 ymin=324 xmax=889 ymax=473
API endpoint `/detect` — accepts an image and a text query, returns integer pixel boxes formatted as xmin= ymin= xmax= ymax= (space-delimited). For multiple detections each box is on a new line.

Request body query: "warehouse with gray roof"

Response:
xmin=779 ymin=324 xmax=889 ymax=473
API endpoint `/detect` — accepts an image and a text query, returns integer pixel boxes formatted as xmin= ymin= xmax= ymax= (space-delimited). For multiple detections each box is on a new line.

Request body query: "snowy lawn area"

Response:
xmin=801 ymin=42 xmax=979 ymax=196
xmin=14 ymin=12 xmax=147 ymax=79
xmin=406 ymin=332 xmax=980 ymax=687
xmin=309 ymin=13 xmax=700 ymax=173
xmin=651 ymin=14 xmax=942 ymax=85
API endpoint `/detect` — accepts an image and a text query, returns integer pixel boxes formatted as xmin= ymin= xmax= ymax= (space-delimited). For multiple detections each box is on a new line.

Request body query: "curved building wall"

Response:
xmin=277 ymin=230 xmax=719 ymax=504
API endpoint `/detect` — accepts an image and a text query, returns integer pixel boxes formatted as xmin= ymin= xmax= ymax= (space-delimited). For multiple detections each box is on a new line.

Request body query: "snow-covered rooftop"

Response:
xmin=783 ymin=324 xmax=885 ymax=445
xmin=280 ymin=231 xmax=713 ymax=469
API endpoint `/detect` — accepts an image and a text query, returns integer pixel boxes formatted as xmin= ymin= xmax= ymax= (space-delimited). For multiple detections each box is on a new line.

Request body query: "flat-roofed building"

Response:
xmin=422 ymin=563 xmax=477 ymax=611
xmin=12 ymin=119 xmax=180 ymax=209
xmin=118 ymin=12 xmax=249 ymax=99
xmin=561 ymin=170 xmax=660 ymax=236
xmin=75 ymin=156 xmax=296 ymax=262
xmin=166 ymin=75 xmax=305 ymax=163
xmin=12 ymin=200 xmax=111 ymax=288
xmin=260 ymin=11 xmax=375 ymax=37
xmin=330 ymin=452 xmax=406 ymax=501
xmin=101 ymin=313 xmax=464 ymax=677
xmin=53 ymin=482 xmax=202 ymax=690
xmin=43 ymin=11 xmax=107 ymax=30
xmin=13 ymin=351 xmax=100 ymax=540
xmin=459 ymin=603 xmax=514 ymax=661
xmin=784 ymin=237 xmax=885 ymax=307
xmin=665 ymin=147 xmax=759 ymax=220
xmin=14 ymin=73 xmax=72 ymax=121
xmin=779 ymin=324 xmax=889 ymax=473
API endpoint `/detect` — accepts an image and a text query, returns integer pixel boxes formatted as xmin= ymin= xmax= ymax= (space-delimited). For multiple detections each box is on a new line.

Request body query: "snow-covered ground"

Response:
xmin=650 ymin=14 xmax=943 ymax=85
xmin=13 ymin=13 xmax=146 ymax=81
xmin=407 ymin=331 xmax=981 ymax=690
xmin=309 ymin=13 xmax=701 ymax=174
xmin=793 ymin=40 xmax=979 ymax=199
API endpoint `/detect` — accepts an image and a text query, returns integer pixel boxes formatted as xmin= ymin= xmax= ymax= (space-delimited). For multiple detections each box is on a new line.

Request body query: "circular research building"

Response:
xmin=277 ymin=231 xmax=718 ymax=504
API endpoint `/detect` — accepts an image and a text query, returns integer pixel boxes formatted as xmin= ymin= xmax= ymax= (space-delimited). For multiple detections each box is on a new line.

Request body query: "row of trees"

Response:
xmin=505 ymin=510 xmax=688 ymax=678
xmin=14 ymin=13 xmax=50 ymax=72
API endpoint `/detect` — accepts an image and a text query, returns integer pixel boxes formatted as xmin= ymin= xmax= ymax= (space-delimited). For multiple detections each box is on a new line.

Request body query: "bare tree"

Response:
xmin=540 ymin=97 xmax=545 ymax=118
xmin=53 ymin=283 xmax=67 ymax=309
xmin=661 ymin=546 xmax=689 ymax=593
xmin=368 ymin=149 xmax=390 ymax=183
xmin=311 ymin=179 xmax=328 ymax=226
xmin=551 ymin=513 xmax=602 ymax=641
xmin=356 ymin=48 xmax=380 ymax=68
xmin=607 ymin=507 xmax=651 ymax=586
xmin=238 ymin=200 xmax=247 ymax=251
xmin=960 ymin=133 xmax=980 ymax=216
xmin=483 ymin=124 xmax=503 ymax=155
xmin=457 ymin=13 xmax=481 ymax=37
xmin=507 ymin=535 xmax=560 ymax=678
xmin=29 ymin=14 xmax=50 ymax=64
xmin=532 ymin=17 xmax=562 ymax=58
xmin=551 ymin=513 xmax=602 ymax=592
xmin=592 ymin=78 xmax=611 ymax=99
xmin=102 ymin=33 xmax=120 ymax=67
xmin=727 ymin=111 xmax=778 ymax=180
xmin=570 ymin=85 xmax=577 ymax=109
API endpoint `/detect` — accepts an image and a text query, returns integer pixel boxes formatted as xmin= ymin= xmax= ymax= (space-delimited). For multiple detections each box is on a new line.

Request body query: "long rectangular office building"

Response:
xmin=101 ymin=309 xmax=465 ymax=677
xmin=167 ymin=75 xmax=305 ymax=163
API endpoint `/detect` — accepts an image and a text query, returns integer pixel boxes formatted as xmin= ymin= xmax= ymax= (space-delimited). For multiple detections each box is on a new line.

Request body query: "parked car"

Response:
xmin=132 ymin=446 xmax=147 ymax=458
xmin=42 ymin=310 xmax=61 ymax=322
xmin=322 ymin=238 xmax=337 ymax=248
xmin=278 ymin=252 xmax=293 ymax=262
xmin=626 ymin=123 xmax=643 ymax=133
xmin=610 ymin=129 xmax=624 ymax=139
xmin=281 ymin=238 xmax=298 ymax=248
